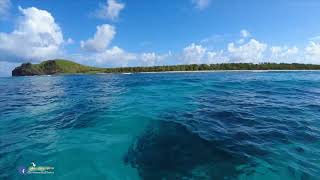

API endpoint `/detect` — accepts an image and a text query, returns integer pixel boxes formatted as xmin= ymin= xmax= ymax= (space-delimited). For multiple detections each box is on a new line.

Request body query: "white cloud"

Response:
xmin=192 ymin=0 xmax=211 ymax=10
xmin=0 ymin=6 xmax=65 ymax=62
xmin=0 ymin=0 xmax=10 ymax=19
xmin=200 ymin=35 xmax=222 ymax=44
xmin=305 ymin=41 xmax=320 ymax=64
xmin=79 ymin=22 xmax=173 ymax=67
xmin=141 ymin=52 xmax=159 ymax=66
xmin=66 ymin=38 xmax=74 ymax=44
xmin=79 ymin=23 xmax=135 ymax=66
xmin=188 ymin=31 xmax=320 ymax=65
xmin=140 ymin=52 xmax=173 ymax=66
xmin=94 ymin=46 xmax=136 ymax=67
xmin=228 ymin=39 xmax=267 ymax=63
xmin=207 ymin=50 xmax=228 ymax=63
xmin=81 ymin=24 xmax=116 ymax=52
xmin=238 ymin=29 xmax=251 ymax=44
xmin=182 ymin=43 xmax=207 ymax=64
xmin=237 ymin=39 xmax=245 ymax=44
xmin=95 ymin=0 xmax=125 ymax=21
xmin=269 ymin=46 xmax=299 ymax=63
xmin=240 ymin=29 xmax=250 ymax=38
xmin=77 ymin=48 xmax=173 ymax=68
xmin=181 ymin=43 xmax=226 ymax=64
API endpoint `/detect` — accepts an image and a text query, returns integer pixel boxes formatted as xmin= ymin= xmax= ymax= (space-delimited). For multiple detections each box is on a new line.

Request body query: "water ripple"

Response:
xmin=0 ymin=72 xmax=320 ymax=179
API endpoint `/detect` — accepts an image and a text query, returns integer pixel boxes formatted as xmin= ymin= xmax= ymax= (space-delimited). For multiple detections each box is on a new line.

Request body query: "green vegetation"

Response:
xmin=32 ymin=59 xmax=102 ymax=73
xmin=102 ymin=63 xmax=320 ymax=73
xmin=12 ymin=59 xmax=320 ymax=76
xmin=12 ymin=59 xmax=103 ymax=76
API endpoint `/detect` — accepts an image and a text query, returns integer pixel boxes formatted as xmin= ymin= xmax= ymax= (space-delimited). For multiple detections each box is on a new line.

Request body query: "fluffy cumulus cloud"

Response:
xmin=192 ymin=0 xmax=211 ymax=10
xmin=93 ymin=46 xmax=136 ymax=67
xmin=269 ymin=46 xmax=299 ymax=63
xmin=95 ymin=0 xmax=125 ymax=21
xmin=0 ymin=6 xmax=65 ymax=62
xmin=139 ymin=52 xmax=164 ymax=67
xmin=179 ymin=30 xmax=320 ymax=65
xmin=79 ymin=22 xmax=173 ymax=67
xmin=81 ymin=24 xmax=116 ymax=52
xmin=141 ymin=52 xmax=158 ymax=65
xmin=225 ymin=31 xmax=318 ymax=64
xmin=140 ymin=52 xmax=173 ymax=66
xmin=78 ymin=48 xmax=172 ymax=67
xmin=0 ymin=0 xmax=10 ymax=18
xmin=181 ymin=43 xmax=226 ymax=64
xmin=182 ymin=43 xmax=207 ymax=64
xmin=228 ymin=39 xmax=267 ymax=63
xmin=238 ymin=29 xmax=251 ymax=44
xmin=79 ymin=23 xmax=135 ymax=66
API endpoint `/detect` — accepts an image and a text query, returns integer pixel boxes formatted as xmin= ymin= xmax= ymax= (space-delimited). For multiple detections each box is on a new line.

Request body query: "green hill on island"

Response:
xmin=12 ymin=59 xmax=320 ymax=76
xmin=12 ymin=60 xmax=103 ymax=76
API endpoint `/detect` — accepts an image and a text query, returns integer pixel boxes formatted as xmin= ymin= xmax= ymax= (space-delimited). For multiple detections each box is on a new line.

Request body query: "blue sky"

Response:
xmin=1 ymin=0 xmax=320 ymax=76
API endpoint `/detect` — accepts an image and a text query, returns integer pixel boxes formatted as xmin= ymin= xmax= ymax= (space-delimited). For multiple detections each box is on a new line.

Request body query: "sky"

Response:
xmin=1 ymin=0 xmax=320 ymax=76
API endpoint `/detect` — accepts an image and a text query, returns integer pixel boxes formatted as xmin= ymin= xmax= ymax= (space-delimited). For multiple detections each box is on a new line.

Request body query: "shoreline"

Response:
xmin=5 ymin=69 xmax=320 ymax=77
xmin=135 ymin=69 xmax=320 ymax=74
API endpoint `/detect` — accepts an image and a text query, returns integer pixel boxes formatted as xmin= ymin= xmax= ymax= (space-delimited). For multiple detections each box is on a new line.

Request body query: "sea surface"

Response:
xmin=0 ymin=71 xmax=320 ymax=180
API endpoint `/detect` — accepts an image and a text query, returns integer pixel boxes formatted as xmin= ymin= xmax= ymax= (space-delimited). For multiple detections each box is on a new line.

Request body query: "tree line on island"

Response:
xmin=104 ymin=63 xmax=320 ymax=73
xmin=12 ymin=59 xmax=320 ymax=76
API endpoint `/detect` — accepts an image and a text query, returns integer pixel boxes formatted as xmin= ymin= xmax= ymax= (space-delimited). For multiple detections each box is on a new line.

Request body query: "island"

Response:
xmin=12 ymin=59 xmax=320 ymax=76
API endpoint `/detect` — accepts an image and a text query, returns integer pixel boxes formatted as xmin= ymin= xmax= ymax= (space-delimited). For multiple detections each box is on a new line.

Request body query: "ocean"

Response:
xmin=0 ymin=71 xmax=319 ymax=179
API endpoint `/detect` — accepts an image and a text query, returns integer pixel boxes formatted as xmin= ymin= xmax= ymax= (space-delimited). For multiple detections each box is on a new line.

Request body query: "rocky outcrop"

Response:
xmin=12 ymin=63 xmax=40 ymax=76
xmin=12 ymin=61 xmax=60 ymax=76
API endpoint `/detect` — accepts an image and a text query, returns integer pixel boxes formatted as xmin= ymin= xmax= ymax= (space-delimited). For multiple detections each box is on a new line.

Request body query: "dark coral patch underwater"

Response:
xmin=124 ymin=120 xmax=259 ymax=180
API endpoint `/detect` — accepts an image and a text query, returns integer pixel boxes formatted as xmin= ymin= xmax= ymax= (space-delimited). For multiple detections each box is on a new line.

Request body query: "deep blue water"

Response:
xmin=0 ymin=72 xmax=320 ymax=180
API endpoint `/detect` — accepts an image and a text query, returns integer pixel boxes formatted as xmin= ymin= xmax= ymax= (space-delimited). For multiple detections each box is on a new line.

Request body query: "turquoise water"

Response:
xmin=0 ymin=72 xmax=320 ymax=179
